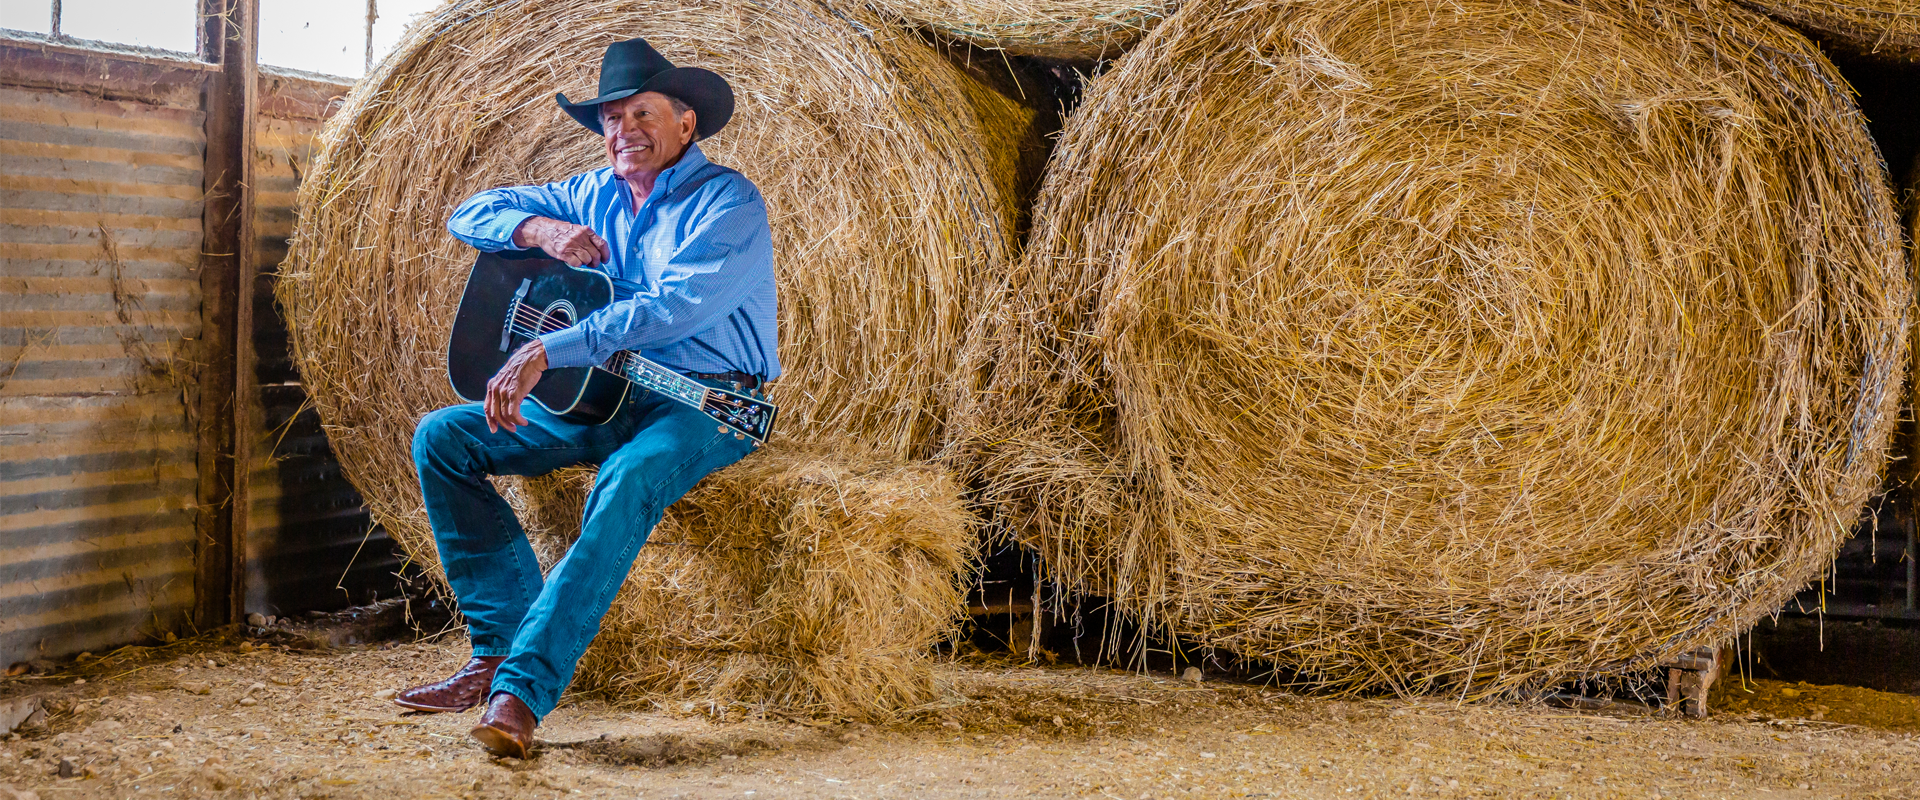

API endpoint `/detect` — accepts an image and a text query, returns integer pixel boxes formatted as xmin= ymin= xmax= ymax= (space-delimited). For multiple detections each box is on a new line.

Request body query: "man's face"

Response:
xmin=600 ymin=92 xmax=696 ymax=180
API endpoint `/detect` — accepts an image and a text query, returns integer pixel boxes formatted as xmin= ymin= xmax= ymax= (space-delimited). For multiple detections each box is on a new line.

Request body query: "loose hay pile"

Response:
xmin=1734 ymin=0 xmax=1920 ymax=60
xmin=965 ymin=0 xmax=1911 ymax=697
xmin=868 ymin=0 xmax=1175 ymax=60
xmin=279 ymin=0 xmax=1033 ymax=715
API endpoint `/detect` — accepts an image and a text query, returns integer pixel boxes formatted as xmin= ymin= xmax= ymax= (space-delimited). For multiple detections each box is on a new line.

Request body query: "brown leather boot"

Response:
xmin=392 ymin=656 xmax=505 ymax=713
xmin=470 ymin=691 xmax=536 ymax=759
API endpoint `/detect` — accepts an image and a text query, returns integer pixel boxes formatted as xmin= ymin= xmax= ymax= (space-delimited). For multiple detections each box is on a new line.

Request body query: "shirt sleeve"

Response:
xmin=538 ymin=189 xmax=772 ymax=370
xmin=446 ymin=173 xmax=592 ymax=252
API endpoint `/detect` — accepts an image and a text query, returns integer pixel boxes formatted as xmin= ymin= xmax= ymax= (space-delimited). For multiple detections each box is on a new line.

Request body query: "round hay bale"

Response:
xmin=969 ymin=0 xmax=1911 ymax=696
xmin=869 ymin=0 xmax=1175 ymax=60
xmin=1733 ymin=0 xmax=1920 ymax=60
xmin=279 ymin=0 xmax=1037 ymax=569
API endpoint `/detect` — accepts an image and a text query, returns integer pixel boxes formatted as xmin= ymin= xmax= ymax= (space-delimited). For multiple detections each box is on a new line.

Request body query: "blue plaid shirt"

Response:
xmin=447 ymin=143 xmax=780 ymax=380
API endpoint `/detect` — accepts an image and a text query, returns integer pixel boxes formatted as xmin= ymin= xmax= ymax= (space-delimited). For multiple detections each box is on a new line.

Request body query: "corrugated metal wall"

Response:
xmin=0 ymin=53 xmax=401 ymax=665
xmin=0 ymin=81 xmax=207 ymax=662
xmin=245 ymin=78 xmax=398 ymax=616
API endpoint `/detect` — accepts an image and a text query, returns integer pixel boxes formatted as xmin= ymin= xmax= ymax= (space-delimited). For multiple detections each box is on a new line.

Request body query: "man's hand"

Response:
xmin=513 ymin=216 xmax=611 ymax=267
xmin=485 ymin=340 xmax=549 ymax=433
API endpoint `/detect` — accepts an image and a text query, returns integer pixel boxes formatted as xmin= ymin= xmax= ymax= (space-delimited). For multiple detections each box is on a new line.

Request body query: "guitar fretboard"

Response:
xmin=607 ymin=351 xmax=709 ymax=407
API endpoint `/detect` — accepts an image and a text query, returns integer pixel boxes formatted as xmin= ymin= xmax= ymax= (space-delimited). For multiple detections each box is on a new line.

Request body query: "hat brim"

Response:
xmin=556 ymin=67 xmax=734 ymax=140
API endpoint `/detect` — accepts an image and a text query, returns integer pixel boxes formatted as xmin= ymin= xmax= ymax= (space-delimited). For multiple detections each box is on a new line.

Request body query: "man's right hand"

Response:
xmin=513 ymin=216 xmax=611 ymax=267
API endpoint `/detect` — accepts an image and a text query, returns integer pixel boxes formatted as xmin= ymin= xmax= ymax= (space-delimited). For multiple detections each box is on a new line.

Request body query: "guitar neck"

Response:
xmin=607 ymin=352 xmax=709 ymax=408
xmin=601 ymin=351 xmax=777 ymax=444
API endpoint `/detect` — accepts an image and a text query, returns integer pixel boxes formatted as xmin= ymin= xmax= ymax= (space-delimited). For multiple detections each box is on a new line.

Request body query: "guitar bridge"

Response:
xmin=501 ymin=278 xmax=531 ymax=352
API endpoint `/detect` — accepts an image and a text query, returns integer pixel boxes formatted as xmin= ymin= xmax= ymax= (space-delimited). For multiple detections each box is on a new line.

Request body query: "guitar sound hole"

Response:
xmin=537 ymin=302 xmax=577 ymax=335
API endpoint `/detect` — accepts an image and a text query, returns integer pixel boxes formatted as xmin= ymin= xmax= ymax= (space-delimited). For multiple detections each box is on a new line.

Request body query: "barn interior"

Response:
xmin=3 ymin=1 xmax=1920 ymax=798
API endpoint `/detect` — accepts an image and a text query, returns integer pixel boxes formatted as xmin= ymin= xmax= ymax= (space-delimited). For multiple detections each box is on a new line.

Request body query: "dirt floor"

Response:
xmin=4 ymin=635 xmax=1920 ymax=799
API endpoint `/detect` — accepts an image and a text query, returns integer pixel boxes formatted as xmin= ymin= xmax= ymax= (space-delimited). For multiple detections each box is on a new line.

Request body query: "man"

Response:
xmin=393 ymin=38 xmax=779 ymax=759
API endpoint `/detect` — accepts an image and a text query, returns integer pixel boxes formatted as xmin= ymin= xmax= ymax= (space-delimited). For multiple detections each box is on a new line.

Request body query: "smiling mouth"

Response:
xmin=616 ymin=144 xmax=649 ymax=156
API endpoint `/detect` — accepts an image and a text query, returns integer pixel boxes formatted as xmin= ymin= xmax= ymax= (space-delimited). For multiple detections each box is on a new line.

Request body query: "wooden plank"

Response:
xmin=256 ymin=72 xmax=349 ymax=121
xmin=192 ymin=0 xmax=258 ymax=630
xmin=0 ymin=39 xmax=212 ymax=108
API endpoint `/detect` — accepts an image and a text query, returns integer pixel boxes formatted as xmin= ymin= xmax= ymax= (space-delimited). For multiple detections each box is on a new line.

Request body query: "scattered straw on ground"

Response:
xmin=1735 ymin=0 xmax=1920 ymax=60
xmin=1715 ymin=677 xmax=1920 ymax=733
xmin=869 ymin=0 xmax=1175 ymax=60
xmin=8 ymin=637 xmax=1920 ymax=799
xmin=961 ymin=0 xmax=1910 ymax=699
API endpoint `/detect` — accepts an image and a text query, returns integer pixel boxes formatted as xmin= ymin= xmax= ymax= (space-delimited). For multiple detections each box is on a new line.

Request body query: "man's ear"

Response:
xmin=682 ymin=110 xmax=698 ymax=142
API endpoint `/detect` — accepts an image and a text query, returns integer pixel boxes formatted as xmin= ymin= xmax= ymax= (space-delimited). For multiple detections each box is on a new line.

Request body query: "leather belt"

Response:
xmin=685 ymin=370 xmax=764 ymax=392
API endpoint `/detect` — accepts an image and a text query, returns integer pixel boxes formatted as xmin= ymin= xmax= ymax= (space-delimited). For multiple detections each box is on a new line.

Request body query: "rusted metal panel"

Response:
xmin=0 ymin=83 xmax=207 ymax=665
xmin=244 ymin=102 xmax=398 ymax=615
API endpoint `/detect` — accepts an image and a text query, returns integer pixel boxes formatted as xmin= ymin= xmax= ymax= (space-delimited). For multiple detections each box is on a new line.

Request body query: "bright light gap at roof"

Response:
xmin=0 ymin=0 xmax=440 ymax=80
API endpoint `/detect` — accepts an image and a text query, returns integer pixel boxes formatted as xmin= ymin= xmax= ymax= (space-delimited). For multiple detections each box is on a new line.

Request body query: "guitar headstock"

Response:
xmin=700 ymin=388 xmax=778 ymax=443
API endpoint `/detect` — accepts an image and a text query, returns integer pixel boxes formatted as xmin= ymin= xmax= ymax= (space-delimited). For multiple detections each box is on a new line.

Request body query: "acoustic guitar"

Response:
xmin=446 ymin=249 xmax=778 ymax=443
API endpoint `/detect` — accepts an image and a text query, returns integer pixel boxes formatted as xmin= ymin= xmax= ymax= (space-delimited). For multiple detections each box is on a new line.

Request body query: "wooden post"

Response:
xmin=1665 ymin=647 xmax=1720 ymax=718
xmin=193 ymin=0 xmax=258 ymax=630
xmin=1909 ymin=420 xmax=1918 ymax=611
xmin=1907 ymin=336 xmax=1920 ymax=613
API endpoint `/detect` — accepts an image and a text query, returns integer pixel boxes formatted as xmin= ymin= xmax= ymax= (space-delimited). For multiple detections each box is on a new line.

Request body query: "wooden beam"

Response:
xmin=193 ymin=0 xmax=259 ymax=630
xmin=256 ymin=71 xmax=351 ymax=121
xmin=0 ymin=39 xmax=214 ymax=107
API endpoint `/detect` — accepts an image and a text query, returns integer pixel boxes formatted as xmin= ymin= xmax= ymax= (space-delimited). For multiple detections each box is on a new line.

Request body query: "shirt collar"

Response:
xmin=655 ymin=142 xmax=709 ymax=196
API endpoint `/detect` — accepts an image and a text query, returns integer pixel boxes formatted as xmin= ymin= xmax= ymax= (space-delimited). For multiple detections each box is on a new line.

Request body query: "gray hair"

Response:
xmin=601 ymin=94 xmax=693 ymax=121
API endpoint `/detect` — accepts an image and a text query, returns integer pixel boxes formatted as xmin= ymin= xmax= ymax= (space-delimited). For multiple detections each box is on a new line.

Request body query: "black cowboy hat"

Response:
xmin=557 ymin=37 xmax=734 ymax=140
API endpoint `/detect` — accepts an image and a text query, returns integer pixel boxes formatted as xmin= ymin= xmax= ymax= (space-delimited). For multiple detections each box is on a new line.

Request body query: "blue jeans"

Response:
xmin=411 ymin=378 xmax=758 ymax=720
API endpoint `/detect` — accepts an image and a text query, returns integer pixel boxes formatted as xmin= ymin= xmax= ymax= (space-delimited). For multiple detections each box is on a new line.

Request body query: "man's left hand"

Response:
xmin=485 ymin=340 xmax=548 ymax=433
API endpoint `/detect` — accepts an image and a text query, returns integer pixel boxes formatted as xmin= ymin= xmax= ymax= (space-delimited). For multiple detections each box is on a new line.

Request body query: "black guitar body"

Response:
xmin=448 ymin=250 xmax=629 ymax=425
xmin=448 ymin=248 xmax=780 ymax=441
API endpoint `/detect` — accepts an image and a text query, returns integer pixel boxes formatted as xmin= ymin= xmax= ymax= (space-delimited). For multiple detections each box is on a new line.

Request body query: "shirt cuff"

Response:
xmin=538 ymin=327 xmax=596 ymax=370
xmin=494 ymin=209 xmax=536 ymax=251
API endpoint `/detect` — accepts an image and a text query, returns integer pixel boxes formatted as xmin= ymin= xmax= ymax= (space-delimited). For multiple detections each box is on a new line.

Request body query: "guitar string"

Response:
xmin=507 ymin=306 xmax=701 ymax=389
xmin=505 ymin=307 xmax=644 ymax=376
xmin=504 ymin=305 xmax=762 ymax=424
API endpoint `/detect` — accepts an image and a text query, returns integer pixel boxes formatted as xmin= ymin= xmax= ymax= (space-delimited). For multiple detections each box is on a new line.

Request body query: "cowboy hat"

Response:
xmin=556 ymin=37 xmax=734 ymax=140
